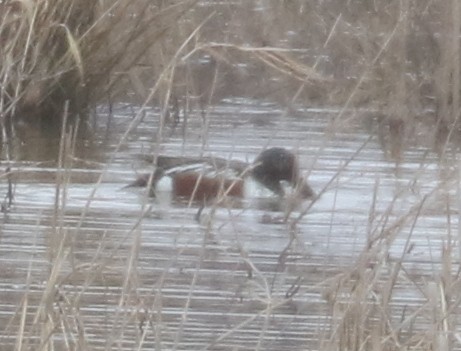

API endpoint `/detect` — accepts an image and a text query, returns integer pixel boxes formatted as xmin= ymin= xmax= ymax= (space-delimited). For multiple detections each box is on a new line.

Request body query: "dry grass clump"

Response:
xmin=161 ymin=1 xmax=461 ymax=156
xmin=322 ymin=242 xmax=460 ymax=351
xmin=0 ymin=0 xmax=197 ymax=209
xmin=320 ymin=188 xmax=461 ymax=351
xmin=0 ymin=0 xmax=194 ymax=129
xmin=1 ymin=1 xmax=459 ymax=155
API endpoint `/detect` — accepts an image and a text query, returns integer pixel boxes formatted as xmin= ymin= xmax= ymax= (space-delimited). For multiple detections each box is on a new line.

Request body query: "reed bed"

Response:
xmin=1 ymin=1 xmax=459 ymax=149
xmin=2 ymin=1 xmax=461 ymax=350
xmin=0 ymin=0 xmax=195 ymax=126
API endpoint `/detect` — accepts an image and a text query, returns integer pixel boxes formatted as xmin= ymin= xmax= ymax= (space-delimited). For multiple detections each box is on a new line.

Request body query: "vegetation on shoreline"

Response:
xmin=0 ymin=1 xmax=195 ymax=127
xmin=0 ymin=1 xmax=459 ymax=149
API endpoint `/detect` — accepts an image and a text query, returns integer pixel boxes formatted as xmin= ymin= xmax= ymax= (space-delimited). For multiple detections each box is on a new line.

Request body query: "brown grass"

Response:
xmin=3 ymin=1 xmax=461 ymax=350
xmin=0 ymin=0 xmax=196 ymax=127
xmin=1 ymin=0 xmax=459 ymax=152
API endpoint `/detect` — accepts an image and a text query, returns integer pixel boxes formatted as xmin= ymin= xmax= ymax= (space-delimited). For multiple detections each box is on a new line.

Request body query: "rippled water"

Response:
xmin=0 ymin=100 xmax=459 ymax=350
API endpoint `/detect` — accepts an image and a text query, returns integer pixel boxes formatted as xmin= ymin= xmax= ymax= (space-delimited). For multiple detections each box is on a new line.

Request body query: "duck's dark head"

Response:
xmin=252 ymin=147 xmax=314 ymax=199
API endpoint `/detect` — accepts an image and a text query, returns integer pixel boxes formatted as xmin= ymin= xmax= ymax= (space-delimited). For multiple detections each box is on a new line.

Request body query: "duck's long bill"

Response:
xmin=296 ymin=178 xmax=316 ymax=199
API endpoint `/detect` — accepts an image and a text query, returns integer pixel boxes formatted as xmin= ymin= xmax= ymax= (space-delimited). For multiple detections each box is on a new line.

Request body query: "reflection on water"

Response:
xmin=0 ymin=100 xmax=458 ymax=350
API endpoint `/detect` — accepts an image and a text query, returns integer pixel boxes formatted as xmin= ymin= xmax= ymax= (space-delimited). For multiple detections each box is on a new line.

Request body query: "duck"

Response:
xmin=126 ymin=147 xmax=315 ymax=202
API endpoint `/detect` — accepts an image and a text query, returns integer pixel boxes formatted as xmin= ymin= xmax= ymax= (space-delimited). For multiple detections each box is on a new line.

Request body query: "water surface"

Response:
xmin=0 ymin=100 xmax=458 ymax=350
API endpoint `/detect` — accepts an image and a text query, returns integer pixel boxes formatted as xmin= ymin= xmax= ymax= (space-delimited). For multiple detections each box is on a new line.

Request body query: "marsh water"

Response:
xmin=0 ymin=100 xmax=459 ymax=350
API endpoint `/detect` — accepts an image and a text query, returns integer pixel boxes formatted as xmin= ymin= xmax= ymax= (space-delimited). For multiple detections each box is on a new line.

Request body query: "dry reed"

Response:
xmin=3 ymin=1 xmax=461 ymax=351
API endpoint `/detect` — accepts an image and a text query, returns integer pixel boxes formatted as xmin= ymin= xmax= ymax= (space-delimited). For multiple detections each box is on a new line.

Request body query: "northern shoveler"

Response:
xmin=126 ymin=147 xmax=315 ymax=202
